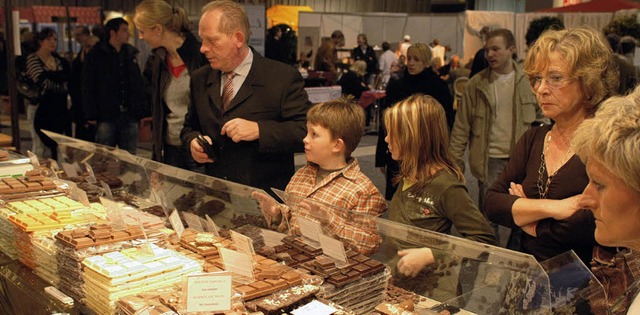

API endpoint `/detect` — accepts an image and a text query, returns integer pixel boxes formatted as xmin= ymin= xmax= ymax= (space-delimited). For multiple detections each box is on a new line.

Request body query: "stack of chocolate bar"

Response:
xmin=301 ymin=252 xmax=390 ymax=314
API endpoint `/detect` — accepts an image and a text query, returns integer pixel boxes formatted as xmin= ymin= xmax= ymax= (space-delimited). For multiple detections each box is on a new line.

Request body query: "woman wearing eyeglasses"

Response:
xmin=484 ymin=27 xmax=619 ymax=266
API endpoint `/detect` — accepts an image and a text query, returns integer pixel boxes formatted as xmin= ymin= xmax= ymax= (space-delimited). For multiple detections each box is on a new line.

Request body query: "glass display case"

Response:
xmin=0 ymin=131 xmax=603 ymax=315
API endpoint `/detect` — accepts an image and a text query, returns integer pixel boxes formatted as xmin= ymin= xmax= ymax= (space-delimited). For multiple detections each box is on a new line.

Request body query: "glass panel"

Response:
xmin=45 ymin=131 xmax=268 ymax=231
xmin=273 ymin=188 xmax=554 ymax=314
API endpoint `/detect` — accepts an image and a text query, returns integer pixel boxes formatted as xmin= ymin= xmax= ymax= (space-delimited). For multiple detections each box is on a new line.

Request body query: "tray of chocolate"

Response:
xmin=310 ymin=253 xmax=390 ymax=315
xmin=301 ymin=252 xmax=386 ymax=288
xmin=234 ymin=255 xmax=304 ymax=301
xmin=0 ymin=170 xmax=60 ymax=201
xmin=6 ymin=196 xmax=100 ymax=232
xmin=244 ymin=284 xmax=320 ymax=314
xmin=178 ymin=230 xmax=235 ymax=260
xmin=55 ymin=224 xmax=145 ymax=249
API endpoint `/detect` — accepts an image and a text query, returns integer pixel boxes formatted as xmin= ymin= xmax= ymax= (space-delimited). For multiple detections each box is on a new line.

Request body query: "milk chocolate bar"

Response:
xmin=56 ymin=225 xmax=145 ymax=249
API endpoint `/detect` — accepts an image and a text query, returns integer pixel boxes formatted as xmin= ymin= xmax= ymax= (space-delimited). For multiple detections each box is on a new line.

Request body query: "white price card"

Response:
xmin=205 ymin=215 xmax=220 ymax=237
xmin=219 ymin=247 xmax=254 ymax=279
xmin=61 ymin=162 xmax=79 ymax=178
xmin=100 ymin=197 xmax=126 ymax=230
xmin=27 ymin=150 xmax=40 ymax=167
xmin=84 ymin=162 xmax=97 ymax=184
xmin=183 ymin=212 xmax=204 ymax=232
xmin=184 ymin=272 xmax=232 ymax=313
xmin=168 ymin=209 xmax=185 ymax=239
xmin=100 ymin=180 xmax=114 ymax=199
xmin=291 ymin=300 xmax=337 ymax=315
xmin=297 ymin=216 xmax=322 ymax=243
xmin=318 ymin=234 xmax=348 ymax=263
xmin=261 ymin=228 xmax=286 ymax=247
xmin=230 ymin=230 xmax=255 ymax=256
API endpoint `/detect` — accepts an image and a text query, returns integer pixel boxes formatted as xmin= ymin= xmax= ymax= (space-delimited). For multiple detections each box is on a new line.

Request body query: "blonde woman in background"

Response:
xmin=135 ymin=0 xmax=207 ymax=170
xmin=338 ymin=60 xmax=369 ymax=99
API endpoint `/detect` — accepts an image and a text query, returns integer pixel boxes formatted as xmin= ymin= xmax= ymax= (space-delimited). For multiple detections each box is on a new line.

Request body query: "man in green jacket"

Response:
xmin=449 ymin=29 xmax=539 ymax=247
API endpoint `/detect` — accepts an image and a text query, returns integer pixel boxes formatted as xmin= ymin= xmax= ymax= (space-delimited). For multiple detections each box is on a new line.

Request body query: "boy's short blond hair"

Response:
xmin=307 ymin=97 xmax=365 ymax=159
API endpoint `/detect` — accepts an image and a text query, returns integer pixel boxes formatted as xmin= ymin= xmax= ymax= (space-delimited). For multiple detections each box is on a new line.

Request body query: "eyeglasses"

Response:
xmin=530 ymin=74 xmax=576 ymax=90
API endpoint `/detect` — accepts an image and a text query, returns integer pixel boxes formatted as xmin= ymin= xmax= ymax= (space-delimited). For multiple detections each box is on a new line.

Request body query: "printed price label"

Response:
xmin=184 ymin=272 xmax=232 ymax=313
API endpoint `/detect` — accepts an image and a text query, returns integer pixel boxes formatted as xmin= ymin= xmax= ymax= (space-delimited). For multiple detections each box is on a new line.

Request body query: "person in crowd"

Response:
xmin=621 ymin=36 xmax=636 ymax=65
xmin=484 ymin=27 xmax=619 ymax=265
xmin=450 ymin=29 xmax=539 ymax=243
xmin=606 ymin=33 xmax=637 ymax=95
xmin=265 ymin=26 xmax=288 ymax=63
xmin=378 ymin=41 xmax=397 ymax=88
xmin=253 ymin=98 xmax=387 ymax=255
xmin=439 ymin=54 xmax=470 ymax=97
xmin=383 ymin=94 xmax=496 ymax=300
xmin=397 ymin=34 xmax=411 ymax=59
xmin=134 ymin=0 xmax=208 ymax=170
xmin=352 ymin=33 xmax=377 ymax=85
xmin=0 ymin=32 xmax=7 ymax=98
xmin=430 ymin=38 xmax=445 ymax=67
xmin=331 ymin=30 xmax=345 ymax=49
xmin=573 ymin=85 xmax=640 ymax=314
xmin=26 ymin=28 xmax=71 ymax=160
xmin=70 ymin=25 xmax=98 ymax=142
xmin=376 ymin=43 xmax=453 ymax=200
xmin=83 ymin=18 xmax=150 ymax=154
xmin=18 ymin=29 xmax=44 ymax=155
xmin=314 ymin=37 xmax=337 ymax=74
xmin=338 ymin=60 xmax=369 ymax=100
xmin=469 ymin=26 xmax=492 ymax=78
xmin=182 ymin=0 xmax=311 ymax=194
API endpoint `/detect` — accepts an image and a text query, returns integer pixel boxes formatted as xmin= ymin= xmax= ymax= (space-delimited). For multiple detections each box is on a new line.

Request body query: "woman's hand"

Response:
xmin=521 ymin=222 xmax=537 ymax=237
xmin=550 ymin=195 xmax=582 ymax=220
xmin=397 ymin=247 xmax=435 ymax=278
xmin=508 ymin=182 xmax=527 ymax=198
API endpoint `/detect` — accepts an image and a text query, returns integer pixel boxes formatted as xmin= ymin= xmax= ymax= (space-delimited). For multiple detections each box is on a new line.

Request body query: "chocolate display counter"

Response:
xmin=0 ymin=132 xmax=605 ymax=315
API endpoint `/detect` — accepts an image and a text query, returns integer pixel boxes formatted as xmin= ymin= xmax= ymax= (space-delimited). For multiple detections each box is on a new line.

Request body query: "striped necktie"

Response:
xmin=222 ymin=71 xmax=236 ymax=110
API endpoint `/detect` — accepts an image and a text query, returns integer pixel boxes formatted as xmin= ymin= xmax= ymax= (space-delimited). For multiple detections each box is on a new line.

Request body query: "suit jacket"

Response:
xmin=352 ymin=45 xmax=378 ymax=76
xmin=182 ymin=51 xmax=311 ymax=192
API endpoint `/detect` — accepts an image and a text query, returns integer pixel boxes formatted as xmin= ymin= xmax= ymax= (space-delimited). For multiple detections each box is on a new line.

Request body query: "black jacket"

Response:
xmin=143 ymin=33 xmax=208 ymax=161
xmin=181 ymin=50 xmax=310 ymax=192
xmin=352 ymin=45 xmax=378 ymax=76
xmin=82 ymin=41 xmax=150 ymax=122
xmin=376 ymin=68 xmax=454 ymax=167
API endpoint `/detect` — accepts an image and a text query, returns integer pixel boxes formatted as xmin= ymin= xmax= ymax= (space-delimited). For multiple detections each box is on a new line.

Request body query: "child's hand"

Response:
xmin=251 ymin=191 xmax=281 ymax=226
xmin=298 ymin=200 xmax=330 ymax=223
xmin=397 ymin=247 xmax=435 ymax=278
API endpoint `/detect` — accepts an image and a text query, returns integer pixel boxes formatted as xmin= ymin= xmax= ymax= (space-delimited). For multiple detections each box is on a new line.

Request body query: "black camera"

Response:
xmin=196 ymin=134 xmax=216 ymax=160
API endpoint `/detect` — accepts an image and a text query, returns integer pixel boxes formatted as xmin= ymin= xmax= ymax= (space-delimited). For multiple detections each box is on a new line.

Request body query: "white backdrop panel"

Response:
xmin=464 ymin=10 xmax=514 ymax=62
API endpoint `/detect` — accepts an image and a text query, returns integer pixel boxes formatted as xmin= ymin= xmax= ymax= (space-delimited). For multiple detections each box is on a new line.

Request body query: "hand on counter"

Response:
xmin=299 ymin=200 xmax=330 ymax=224
xmin=397 ymin=247 xmax=435 ymax=278
xmin=251 ymin=191 xmax=282 ymax=226
xmin=190 ymin=136 xmax=214 ymax=163
xmin=222 ymin=118 xmax=259 ymax=143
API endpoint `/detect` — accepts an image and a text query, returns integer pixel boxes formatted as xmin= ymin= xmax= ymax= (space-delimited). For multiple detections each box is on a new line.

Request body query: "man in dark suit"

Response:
xmin=182 ymin=0 xmax=311 ymax=192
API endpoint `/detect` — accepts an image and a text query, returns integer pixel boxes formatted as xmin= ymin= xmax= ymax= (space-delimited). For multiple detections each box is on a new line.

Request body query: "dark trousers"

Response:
xmin=34 ymin=92 xmax=71 ymax=160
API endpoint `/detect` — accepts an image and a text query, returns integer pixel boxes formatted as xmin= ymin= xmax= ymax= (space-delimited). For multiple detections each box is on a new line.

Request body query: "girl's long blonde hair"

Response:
xmin=384 ymin=94 xmax=463 ymax=191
